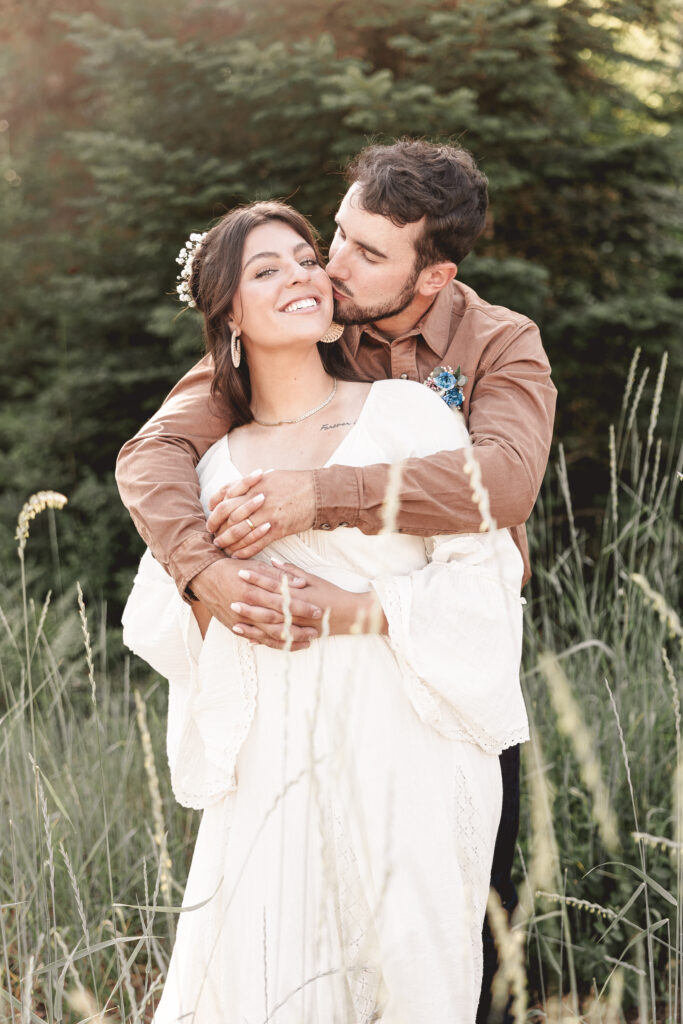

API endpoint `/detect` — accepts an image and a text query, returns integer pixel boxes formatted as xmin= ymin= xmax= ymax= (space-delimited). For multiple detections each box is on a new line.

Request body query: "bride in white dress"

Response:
xmin=122 ymin=202 xmax=528 ymax=1024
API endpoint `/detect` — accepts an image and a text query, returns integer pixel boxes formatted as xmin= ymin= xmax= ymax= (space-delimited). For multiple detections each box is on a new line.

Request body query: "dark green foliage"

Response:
xmin=1 ymin=0 xmax=681 ymax=606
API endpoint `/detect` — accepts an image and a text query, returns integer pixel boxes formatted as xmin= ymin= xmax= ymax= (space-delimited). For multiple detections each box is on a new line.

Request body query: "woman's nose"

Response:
xmin=287 ymin=258 xmax=312 ymax=283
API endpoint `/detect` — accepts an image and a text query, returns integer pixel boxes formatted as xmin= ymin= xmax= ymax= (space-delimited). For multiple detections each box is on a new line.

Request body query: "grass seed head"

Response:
xmin=15 ymin=491 xmax=67 ymax=553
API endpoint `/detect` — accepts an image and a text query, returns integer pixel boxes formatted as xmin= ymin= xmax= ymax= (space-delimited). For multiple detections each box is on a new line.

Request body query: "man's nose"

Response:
xmin=326 ymin=243 xmax=347 ymax=279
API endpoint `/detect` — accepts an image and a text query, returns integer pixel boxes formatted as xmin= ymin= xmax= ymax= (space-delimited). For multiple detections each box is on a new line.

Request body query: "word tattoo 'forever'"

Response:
xmin=320 ymin=421 xmax=356 ymax=431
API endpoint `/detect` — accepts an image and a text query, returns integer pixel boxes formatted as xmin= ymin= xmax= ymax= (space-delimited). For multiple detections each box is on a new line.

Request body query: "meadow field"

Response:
xmin=0 ymin=350 xmax=680 ymax=1023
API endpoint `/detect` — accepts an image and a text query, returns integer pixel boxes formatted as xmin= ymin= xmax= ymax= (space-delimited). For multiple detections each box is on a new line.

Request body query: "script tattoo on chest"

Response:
xmin=320 ymin=420 xmax=356 ymax=431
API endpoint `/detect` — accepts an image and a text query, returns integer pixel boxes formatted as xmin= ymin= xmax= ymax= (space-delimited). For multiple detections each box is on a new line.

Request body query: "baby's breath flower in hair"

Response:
xmin=15 ymin=491 xmax=68 ymax=553
xmin=176 ymin=231 xmax=207 ymax=307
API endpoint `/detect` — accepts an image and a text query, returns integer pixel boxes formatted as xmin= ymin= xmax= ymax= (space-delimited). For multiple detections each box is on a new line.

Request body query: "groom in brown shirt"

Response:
xmin=117 ymin=139 xmax=555 ymax=1020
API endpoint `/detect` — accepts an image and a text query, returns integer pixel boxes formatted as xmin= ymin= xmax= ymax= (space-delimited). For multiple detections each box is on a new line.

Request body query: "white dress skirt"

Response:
xmin=122 ymin=379 xmax=529 ymax=1024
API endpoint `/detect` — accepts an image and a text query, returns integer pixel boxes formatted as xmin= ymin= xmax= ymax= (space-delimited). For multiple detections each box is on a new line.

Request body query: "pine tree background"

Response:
xmin=1 ymin=0 xmax=681 ymax=606
xmin=1 ymin=3 xmax=682 ymax=1016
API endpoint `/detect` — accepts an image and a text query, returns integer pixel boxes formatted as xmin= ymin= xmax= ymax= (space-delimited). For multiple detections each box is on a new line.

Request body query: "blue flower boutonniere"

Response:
xmin=423 ymin=365 xmax=468 ymax=409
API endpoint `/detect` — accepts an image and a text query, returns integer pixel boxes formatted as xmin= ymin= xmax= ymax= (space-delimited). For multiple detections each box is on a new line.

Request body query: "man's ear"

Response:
xmin=416 ymin=261 xmax=457 ymax=297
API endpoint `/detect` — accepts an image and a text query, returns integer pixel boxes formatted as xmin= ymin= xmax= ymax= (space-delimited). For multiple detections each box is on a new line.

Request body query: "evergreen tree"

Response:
xmin=1 ymin=0 xmax=680 ymax=605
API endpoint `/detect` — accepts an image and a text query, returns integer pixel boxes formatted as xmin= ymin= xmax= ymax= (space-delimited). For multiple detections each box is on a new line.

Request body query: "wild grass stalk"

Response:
xmin=133 ymin=690 xmax=173 ymax=922
xmin=521 ymin=351 xmax=680 ymax=1019
xmin=488 ymin=887 xmax=527 ymax=1020
xmin=605 ymin=678 xmax=657 ymax=1021
xmin=0 ymin=352 xmax=679 ymax=1021
xmin=76 ymin=582 xmax=128 ymax=1023
xmin=1 ymin=510 xmax=195 ymax=1021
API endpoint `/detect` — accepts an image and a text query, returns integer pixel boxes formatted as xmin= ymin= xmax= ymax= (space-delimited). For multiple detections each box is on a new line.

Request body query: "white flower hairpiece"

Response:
xmin=175 ymin=231 xmax=207 ymax=307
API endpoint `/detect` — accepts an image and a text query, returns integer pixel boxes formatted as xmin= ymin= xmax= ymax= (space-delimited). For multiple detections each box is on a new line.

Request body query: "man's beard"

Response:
xmin=330 ymin=267 xmax=420 ymax=327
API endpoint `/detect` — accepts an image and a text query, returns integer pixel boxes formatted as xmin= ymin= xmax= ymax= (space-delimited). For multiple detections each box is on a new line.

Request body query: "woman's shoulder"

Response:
xmin=367 ymin=378 xmax=470 ymax=457
xmin=197 ymin=435 xmax=230 ymax=476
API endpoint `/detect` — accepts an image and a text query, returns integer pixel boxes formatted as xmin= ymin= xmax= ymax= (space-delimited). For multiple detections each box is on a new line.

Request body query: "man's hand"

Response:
xmin=232 ymin=557 xmax=389 ymax=641
xmin=190 ymin=558 xmax=322 ymax=651
xmin=207 ymin=469 xmax=316 ymax=558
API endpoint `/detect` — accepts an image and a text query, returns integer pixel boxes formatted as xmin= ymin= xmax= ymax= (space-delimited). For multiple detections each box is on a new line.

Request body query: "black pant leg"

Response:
xmin=476 ymin=743 xmax=521 ymax=1024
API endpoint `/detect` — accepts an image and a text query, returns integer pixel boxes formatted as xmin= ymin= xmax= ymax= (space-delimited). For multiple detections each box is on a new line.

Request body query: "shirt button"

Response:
xmin=399 ymin=373 xmax=408 ymax=379
xmin=320 ymin=523 xmax=331 ymax=530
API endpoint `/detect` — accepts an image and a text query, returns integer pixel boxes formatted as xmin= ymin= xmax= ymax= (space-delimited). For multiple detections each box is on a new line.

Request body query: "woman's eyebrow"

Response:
xmin=243 ymin=241 xmax=313 ymax=271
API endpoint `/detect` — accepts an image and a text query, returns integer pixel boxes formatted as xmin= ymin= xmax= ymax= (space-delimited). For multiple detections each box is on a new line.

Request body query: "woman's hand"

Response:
xmin=207 ymin=469 xmax=316 ymax=558
xmin=230 ymin=557 xmax=388 ymax=640
xmin=190 ymin=558 xmax=323 ymax=651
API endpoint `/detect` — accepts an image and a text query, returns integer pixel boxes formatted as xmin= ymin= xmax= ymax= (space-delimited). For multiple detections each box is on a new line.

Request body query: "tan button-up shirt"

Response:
xmin=116 ymin=281 xmax=556 ymax=593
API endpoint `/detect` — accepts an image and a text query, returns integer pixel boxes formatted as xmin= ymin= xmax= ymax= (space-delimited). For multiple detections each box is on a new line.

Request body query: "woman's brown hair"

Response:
xmin=188 ymin=201 xmax=356 ymax=427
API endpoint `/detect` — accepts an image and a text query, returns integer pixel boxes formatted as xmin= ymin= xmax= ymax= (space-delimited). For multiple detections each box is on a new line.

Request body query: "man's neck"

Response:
xmin=369 ymin=292 xmax=438 ymax=341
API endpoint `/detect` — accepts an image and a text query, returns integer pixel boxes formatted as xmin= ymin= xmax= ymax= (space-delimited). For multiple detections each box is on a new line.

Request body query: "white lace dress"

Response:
xmin=122 ymin=379 xmax=529 ymax=1024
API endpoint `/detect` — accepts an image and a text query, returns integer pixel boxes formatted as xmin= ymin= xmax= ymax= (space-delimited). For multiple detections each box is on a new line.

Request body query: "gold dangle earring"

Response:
xmin=319 ymin=322 xmax=344 ymax=344
xmin=231 ymin=329 xmax=242 ymax=368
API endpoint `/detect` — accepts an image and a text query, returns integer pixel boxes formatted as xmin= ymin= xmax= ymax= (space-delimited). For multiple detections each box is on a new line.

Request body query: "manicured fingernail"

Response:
xmin=293 ymin=577 xmax=306 ymax=586
xmin=312 ymin=608 xmax=322 ymax=619
xmin=261 ymin=522 xmax=271 ymax=531
xmin=213 ymin=539 xmax=222 ymax=547
xmin=233 ymin=625 xmax=244 ymax=635
xmin=249 ymin=468 xmax=263 ymax=476
xmin=230 ymin=602 xmax=241 ymax=612
xmin=238 ymin=570 xmax=250 ymax=580
xmin=271 ymin=556 xmax=285 ymax=567
xmin=254 ymin=493 xmax=265 ymax=502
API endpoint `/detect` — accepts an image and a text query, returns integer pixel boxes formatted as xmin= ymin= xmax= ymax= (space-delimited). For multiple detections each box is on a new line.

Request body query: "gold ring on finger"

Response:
xmin=245 ymin=517 xmax=255 ymax=530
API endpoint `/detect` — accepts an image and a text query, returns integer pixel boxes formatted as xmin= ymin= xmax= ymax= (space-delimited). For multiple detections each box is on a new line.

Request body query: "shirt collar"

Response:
xmin=343 ymin=283 xmax=455 ymax=359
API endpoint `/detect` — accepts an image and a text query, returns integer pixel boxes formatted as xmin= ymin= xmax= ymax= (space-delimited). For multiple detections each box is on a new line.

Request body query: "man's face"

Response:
xmin=325 ymin=184 xmax=425 ymax=326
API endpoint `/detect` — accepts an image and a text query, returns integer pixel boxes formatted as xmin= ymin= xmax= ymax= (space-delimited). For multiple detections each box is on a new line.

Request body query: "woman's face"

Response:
xmin=229 ymin=220 xmax=333 ymax=351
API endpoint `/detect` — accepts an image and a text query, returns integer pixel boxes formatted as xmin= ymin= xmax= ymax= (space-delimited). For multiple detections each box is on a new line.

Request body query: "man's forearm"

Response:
xmin=313 ymin=335 xmax=557 ymax=537
xmin=116 ymin=355 xmax=229 ymax=593
xmin=313 ymin=440 xmax=541 ymax=537
xmin=117 ymin=431 xmax=226 ymax=594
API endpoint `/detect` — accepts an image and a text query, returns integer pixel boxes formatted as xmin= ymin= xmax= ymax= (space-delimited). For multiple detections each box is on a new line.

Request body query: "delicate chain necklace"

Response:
xmin=252 ymin=378 xmax=338 ymax=427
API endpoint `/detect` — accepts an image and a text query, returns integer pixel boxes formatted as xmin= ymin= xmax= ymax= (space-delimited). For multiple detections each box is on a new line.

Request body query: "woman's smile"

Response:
xmin=231 ymin=221 xmax=333 ymax=347
xmin=279 ymin=296 xmax=322 ymax=313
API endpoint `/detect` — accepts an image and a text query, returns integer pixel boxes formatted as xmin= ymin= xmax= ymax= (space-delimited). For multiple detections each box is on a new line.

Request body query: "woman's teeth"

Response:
xmin=283 ymin=298 xmax=318 ymax=313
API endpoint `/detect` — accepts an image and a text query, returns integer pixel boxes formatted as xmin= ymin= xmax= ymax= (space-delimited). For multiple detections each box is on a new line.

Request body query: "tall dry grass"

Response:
xmin=0 ymin=350 xmax=680 ymax=1022
xmin=517 ymin=351 xmax=682 ymax=1021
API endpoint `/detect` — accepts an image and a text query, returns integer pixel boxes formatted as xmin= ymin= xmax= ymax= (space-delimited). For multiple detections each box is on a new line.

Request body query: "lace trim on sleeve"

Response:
xmin=375 ymin=576 xmax=529 ymax=756
xmin=169 ymin=637 xmax=259 ymax=810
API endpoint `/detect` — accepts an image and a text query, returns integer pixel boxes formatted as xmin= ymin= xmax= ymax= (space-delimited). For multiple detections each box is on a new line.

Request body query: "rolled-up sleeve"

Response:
xmin=115 ymin=356 xmax=230 ymax=595
xmin=313 ymin=320 xmax=555 ymax=585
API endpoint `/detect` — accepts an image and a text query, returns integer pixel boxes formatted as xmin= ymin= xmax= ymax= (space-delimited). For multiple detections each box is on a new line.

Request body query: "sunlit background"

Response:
xmin=1 ymin=2 xmax=681 ymax=1020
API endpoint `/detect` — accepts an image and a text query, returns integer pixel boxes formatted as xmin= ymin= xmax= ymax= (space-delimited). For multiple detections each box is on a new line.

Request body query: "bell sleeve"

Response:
xmin=122 ymin=549 xmax=240 ymax=809
xmin=371 ymin=530 xmax=528 ymax=754
xmin=366 ymin=380 xmax=529 ymax=755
